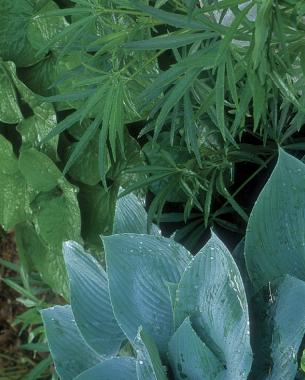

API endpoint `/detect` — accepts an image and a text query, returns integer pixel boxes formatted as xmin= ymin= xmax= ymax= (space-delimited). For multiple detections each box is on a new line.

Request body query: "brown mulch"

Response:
xmin=0 ymin=230 xmax=34 ymax=379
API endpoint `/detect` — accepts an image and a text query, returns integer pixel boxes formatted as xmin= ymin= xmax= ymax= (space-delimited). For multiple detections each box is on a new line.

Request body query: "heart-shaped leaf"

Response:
xmin=104 ymin=233 xmax=191 ymax=356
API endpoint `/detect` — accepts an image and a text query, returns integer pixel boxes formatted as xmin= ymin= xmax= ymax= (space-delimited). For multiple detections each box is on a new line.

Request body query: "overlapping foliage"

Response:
xmin=2 ymin=0 xmax=305 ymax=378
xmin=42 ymin=150 xmax=305 ymax=380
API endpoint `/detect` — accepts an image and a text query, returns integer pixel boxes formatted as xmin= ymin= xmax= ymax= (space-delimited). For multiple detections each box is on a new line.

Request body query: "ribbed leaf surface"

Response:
xmin=63 ymin=241 xmax=125 ymax=356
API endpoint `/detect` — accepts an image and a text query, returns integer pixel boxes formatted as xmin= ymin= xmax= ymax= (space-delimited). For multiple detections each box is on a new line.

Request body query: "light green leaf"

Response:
xmin=19 ymin=148 xmax=62 ymax=192
xmin=15 ymin=222 xmax=69 ymax=297
xmin=175 ymin=233 xmax=252 ymax=380
xmin=103 ymin=234 xmax=191 ymax=356
xmin=245 ymin=149 xmax=305 ymax=290
xmin=0 ymin=64 xmax=23 ymax=124
xmin=31 ymin=186 xmax=81 ymax=247
xmin=0 ymin=0 xmax=40 ymax=66
xmin=63 ymin=241 xmax=125 ymax=356
xmin=41 ymin=305 xmax=102 ymax=380
xmin=124 ymin=32 xmax=215 ymax=50
xmin=135 ymin=327 xmax=168 ymax=380
xmin=0 ymin=136 xmax=29 ymax=230
xmin=17 ymin=103 xmax=58 ymax=159
xmin=267 ymin=276 xmax=305 ymax=380
xmin=168 ymin=317 xmax=223 ymax=380
xmin=74 ymin=358 xmax=137 ymax=380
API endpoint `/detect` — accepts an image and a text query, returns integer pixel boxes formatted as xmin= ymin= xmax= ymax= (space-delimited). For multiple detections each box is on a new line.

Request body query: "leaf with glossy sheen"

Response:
xmin=0 ymin=65 xmax=23 ymax=124
xmin=175 ymin=233 xmax=252 ymax=380
xmin=113 ymin=192 xmax=161 ymax=235
xmin=19 ymin=148 xmax=62 ymax=192
xmin=168 ymin=317 xmax=223 ymax=380
xmin=104 ymin=234 xmax=191 ymax=356
xmin=63 ymin=241 xmax=125 ymax=356
xmin=0 ymin=0 xmax=40 ymax=67
xmin=17 ymin=103 xmax=58 ymax=160
xmin=31 ymin=186 xmax=81 ymax=248
xmin=245 ymin=149 xmax=305 ymax=290
xmin=134 ymin=327 xmax=168 ymax=380
xmin=267 ymin=276 xmax=305 ymax=380
xmin=41 ymin=305 xmax=102 ymax=380
xmin=15 ymin=222 xmax=69 ymax=297
xmin=74 ymin=357 xmax=137 ymax=380
xmin=0 ymin=136 xmax=29 ymax=230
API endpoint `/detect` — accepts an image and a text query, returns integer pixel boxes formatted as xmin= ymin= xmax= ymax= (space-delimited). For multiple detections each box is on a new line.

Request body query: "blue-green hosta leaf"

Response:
xmin=74 ymin=357 xmax=137 ymax=380
xmin=103 ymin=234 xmax=191 ymax=356
xmin=168 ymin=317 xmax=223 ymax=380
xmin=175 ymin=233 xmax=252 ymax=380
xmin=113 ymin=192 xmax=161 ymax=235
xmin=0 ymin=136 xmax=29 ymax=230
xmin=245 ymin=149 xmax=305 ymax=291
xmin=19 ymin=148 xmax=62 ymax=192
xmin=134 ymin=327 xmax=168 ymax=380
xmin=41 ymin=305 xmax=102 ymax=380
xmin=0 ymin=64 xmax=23 ymax=124
xmin=63 ymin=241 xmax=125 ymax=356
xmin=267 ymin=276 xmax=305 ymax=380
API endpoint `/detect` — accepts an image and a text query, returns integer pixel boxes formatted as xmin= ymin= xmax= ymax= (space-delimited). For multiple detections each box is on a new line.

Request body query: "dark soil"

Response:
xmin=0 ymin=231 xmax=36 ymax=379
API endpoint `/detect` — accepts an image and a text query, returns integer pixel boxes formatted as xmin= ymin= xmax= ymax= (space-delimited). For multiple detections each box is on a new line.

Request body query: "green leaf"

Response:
xmin=124 ymin=32 xmax=215 ymax=50
xmin=77 ymin=183 xmax=118 ymax=250
xmin=41 ymin=305 xmax=102 ymax=380
xmin=154 ymin=68 xmax=200 ymax=140
xmin=0 ymin=0 xmax=40 ymax=66
xmin=175 ymin=233 xmax=252 ymax=379
xmin=63 ymin=241 xmax=125 ymax=356
xmin=134 ymin=327 xmax=168 ymax=380
xmin=129 ymin=1 xmax=206 ymax=30
xmin=245 ymin=149 xmax=305 ymax=290
xmin=103 ymin=234 xmax=191 ymax=356
xmin=0 ymin=136 xmax=29 ymax=230
xmin=215 ymin=61 xmax=226 ymax=140
xmin=0 ymin=65 xmax=23 ymax=124
xmin=15 ymin=222 xmax=69 ymax=297
xmin=74 ymin=358 xmax=137 ymax=380
xmin=19 ymin=148 xmax=62 ymax=192
xmin=267 ymin=276 xmax=305 ymax=380
xmin=31 ymin=186 xmax=81 ymax=248
xmin=17 ymin=103 xmax=58 ymax=160
xmin=113 ymin=192 xmax=161 ymax=235
xmin=168 ymin=317 xmax=223 ymax=380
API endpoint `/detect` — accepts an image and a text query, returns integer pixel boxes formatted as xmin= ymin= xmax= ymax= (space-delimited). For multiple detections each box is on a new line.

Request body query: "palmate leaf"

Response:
xmin=123 ymin=32 xmax=216 ymax=50
xmin=103 ymin=234 xmax=191 ymax=356
xmin=245 ymin=149 xmax=305 ymax=291
xmin=63 ymin=241 xmax=125 ymax=356
xmin=41 ymin=305 xmax=102 ymax=380
xmin=174 ymin=233 xmax=252 ymax=380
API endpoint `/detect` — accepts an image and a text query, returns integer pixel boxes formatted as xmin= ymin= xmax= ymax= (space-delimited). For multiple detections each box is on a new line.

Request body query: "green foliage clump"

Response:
xmin=42 ymin=149 xmax=305 ymax=380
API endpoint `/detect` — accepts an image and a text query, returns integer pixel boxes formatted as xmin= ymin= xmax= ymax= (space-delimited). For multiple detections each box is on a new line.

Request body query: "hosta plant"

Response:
xmin=42 ymin=149 xmax=305 ymax=379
